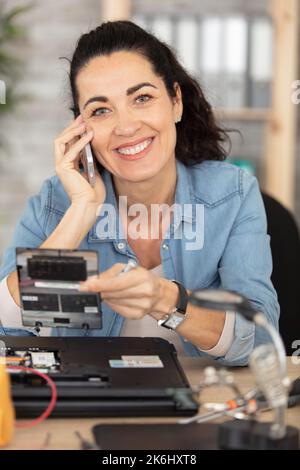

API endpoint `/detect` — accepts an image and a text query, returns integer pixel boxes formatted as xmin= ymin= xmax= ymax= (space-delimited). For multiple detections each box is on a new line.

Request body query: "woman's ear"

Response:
xmin=173 ymin=82 xmax=183 ymax=119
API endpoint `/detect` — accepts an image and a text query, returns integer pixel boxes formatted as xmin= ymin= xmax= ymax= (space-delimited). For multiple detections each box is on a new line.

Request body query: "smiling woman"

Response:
xmin=76 ymin=50 xmax=181 ymax=183
xmin=0 ymin=21 xmax=279 ymax=367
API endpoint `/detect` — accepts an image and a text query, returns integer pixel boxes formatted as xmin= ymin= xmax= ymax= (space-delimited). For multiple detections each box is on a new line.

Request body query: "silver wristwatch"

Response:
xmin=157 ymin=280 xmax=189 ymax=330
xmin=157 ymin=307 xmax=187 ymax=330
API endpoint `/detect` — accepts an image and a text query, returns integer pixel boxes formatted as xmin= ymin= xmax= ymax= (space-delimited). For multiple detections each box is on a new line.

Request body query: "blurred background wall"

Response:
xmin=0 ymin=0 xmax=299 ymax=258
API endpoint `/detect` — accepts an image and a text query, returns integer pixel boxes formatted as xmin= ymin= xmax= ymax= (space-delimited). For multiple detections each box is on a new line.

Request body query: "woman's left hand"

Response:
xmin=79 ymin=263 xmax=179 ymax=320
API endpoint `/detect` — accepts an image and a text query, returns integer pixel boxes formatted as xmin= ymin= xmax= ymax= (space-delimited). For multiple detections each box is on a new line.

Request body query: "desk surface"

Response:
xmin=4 ymin=357 xmax=300 ymax=450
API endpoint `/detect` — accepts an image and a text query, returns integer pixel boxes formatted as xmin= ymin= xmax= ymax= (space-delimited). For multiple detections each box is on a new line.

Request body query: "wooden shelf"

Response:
xmin=214 ymin=108 xmax=272 ymax=122
xmin=102 ymin=0 xmax=299 ymax=210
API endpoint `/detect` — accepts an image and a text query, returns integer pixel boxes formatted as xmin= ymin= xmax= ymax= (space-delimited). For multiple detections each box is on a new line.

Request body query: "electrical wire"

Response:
xmin=6 ymin=365 xmax=57 ymax=428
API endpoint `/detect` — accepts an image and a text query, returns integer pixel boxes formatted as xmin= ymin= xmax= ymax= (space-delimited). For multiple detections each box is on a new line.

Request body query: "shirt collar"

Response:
xmin=88 ymin=160 xmax=194 ymax=242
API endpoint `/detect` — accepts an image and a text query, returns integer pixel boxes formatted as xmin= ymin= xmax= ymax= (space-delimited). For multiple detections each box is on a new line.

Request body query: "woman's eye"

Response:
xmin=91 ymin=108 xmax=110 ymax=117
xmin=136 ymin=94 xmax=152 ymax=104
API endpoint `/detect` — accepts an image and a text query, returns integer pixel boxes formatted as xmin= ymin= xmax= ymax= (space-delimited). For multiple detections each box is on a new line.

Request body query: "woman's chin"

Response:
xmin=110 ymin=158 xmax=162 ymax=182
xmin=116 ymin=167 xmax=159 ymax=183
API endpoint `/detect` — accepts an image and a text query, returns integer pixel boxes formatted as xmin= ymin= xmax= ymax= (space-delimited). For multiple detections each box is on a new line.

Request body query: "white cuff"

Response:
xmin=198 ymin=311 xmax=235 ymax=357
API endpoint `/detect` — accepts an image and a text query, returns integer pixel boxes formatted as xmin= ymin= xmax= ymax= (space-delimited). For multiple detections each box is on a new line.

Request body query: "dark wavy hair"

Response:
xmin=68 ymin=20 xmax=230 ymax=166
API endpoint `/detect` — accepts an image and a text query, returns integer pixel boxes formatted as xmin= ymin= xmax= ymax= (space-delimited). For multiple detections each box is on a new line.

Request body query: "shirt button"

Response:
xmin=117 ymin=242 xmax=125 ymax=250
xmin=162 ymin=243 xmax=169 ymax=250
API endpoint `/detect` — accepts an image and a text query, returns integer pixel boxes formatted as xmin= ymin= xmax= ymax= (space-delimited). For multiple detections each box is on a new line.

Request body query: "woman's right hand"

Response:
xmin=54 ymin=114 xmax=106 ymax=208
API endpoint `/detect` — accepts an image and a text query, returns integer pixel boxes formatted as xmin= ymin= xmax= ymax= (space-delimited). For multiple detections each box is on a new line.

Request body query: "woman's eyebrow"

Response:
xmin=126 ymin=82 xmax=157 ymax=95
xmin=83 ymin=82 xmax=158 ymax=109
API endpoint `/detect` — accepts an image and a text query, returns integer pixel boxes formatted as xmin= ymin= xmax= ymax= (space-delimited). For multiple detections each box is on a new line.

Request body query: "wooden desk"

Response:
xmin=4 ymin=357 xmax=300 ymax=450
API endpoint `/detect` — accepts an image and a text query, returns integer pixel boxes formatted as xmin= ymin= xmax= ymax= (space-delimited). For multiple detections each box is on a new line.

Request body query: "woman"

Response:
xmin=0 ymin=21 xmax=279 ymax=365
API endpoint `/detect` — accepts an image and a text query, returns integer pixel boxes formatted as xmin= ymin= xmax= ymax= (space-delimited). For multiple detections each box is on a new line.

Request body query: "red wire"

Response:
xmin=7 ymin=365 xmax=57 ymax=428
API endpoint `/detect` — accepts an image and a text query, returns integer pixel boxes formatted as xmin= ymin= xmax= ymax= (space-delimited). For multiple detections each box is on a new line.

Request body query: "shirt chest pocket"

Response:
xmin=180 ymin=247 xmax=221 ymax=291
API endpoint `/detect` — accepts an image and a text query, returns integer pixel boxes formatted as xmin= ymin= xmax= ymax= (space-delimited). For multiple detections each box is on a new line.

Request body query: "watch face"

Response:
xmin=164 ymin=312 xmax=185 ymax=330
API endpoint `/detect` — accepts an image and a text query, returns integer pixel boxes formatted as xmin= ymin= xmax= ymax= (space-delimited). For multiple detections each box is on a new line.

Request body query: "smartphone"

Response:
xmin=84 ymin=142 xmax=96 ymax=187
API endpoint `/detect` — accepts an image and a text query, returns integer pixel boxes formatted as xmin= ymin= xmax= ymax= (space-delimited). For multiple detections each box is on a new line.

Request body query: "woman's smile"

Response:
xmin=113 ymin=136 xmax=155 ymax=161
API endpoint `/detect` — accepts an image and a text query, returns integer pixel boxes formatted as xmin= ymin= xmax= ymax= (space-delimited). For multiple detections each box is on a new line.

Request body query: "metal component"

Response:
xmin=250 ymin=343 xmax=289 ymax=439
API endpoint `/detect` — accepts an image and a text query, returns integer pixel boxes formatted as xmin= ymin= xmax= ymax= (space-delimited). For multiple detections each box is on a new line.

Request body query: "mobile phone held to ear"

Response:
xmin=84 ymin=142 xmax=96 ymax=187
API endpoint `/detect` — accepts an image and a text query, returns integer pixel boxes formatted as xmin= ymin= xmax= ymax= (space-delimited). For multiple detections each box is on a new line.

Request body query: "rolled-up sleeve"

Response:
xmin=217 ymin=174 xmax=280 ymax=366
xmin=0 ymin=180 xmax=53 ymax=335
xmin=0 ymin=180 xmax=51 ymax=281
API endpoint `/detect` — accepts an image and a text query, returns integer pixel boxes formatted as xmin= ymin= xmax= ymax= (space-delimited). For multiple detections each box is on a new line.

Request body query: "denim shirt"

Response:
xmin=0 ymin=160 xmax=279 ymax=366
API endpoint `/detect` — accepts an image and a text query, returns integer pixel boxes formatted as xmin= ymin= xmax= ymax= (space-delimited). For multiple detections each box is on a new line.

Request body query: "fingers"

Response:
xmin=80 ymin=263 xmax=125 ymax=286
xmin=65 ymin=114 xmax=84 ymax=133
xmin=55 ymin=126 xmax=86 ymax=166
xmin=59 ymin=124 xmax=86 ymax=145
xmin=106 ymin=297 xmax=148 ymax=307
xmin=55 ymin=130 xmax=94 ymax=171
xmin=78 ymin=263 xmax=162 ymax=320
xmin=98 ymin=263 xmax=126 ymax=278
xmin=80 ymin=282 xmax=154 ymax=300
xmin=79 ymin=265 xmax=147 ymax=292
xmin=56 ymin=115 xmax=84 ymax=147
xmin=69 ymin=114 xmax=84 ymax=127
xmin=101 ymin=284 xmax=155 ymax=300
xmin=105 ymin=303 xmax=143 ymax=319
xmin=63 ymin=131 xmax=94 ymax=163
xmin=105 ymin=300 xmax=154 ymax=320
xmin=54 ymin=114 xmax=89 ymax=166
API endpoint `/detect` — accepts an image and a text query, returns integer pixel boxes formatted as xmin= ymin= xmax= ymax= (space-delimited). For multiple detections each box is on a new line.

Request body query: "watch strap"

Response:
xmin=171 ymin=280 xmax=188 ymax=314
xmin=157 ymin=281 xmax=189 ymax=330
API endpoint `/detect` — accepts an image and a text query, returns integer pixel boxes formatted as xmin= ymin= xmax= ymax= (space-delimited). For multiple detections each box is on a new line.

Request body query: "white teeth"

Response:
xmin=117 ymin=138 xmax=152 ymax=155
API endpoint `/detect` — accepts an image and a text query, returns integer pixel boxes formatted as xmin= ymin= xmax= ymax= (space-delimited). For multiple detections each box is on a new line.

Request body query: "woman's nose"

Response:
xmin=114 ymin=111 xmax=142 ymax=136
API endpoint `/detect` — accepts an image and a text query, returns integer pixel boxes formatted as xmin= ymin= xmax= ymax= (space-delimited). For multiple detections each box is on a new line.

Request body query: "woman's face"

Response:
xmin=76 ymin=50 xmax=183 ymax=182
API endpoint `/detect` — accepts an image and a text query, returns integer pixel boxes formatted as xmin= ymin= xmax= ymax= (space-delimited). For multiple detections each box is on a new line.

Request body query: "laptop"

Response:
xmin=0 ymin=336 xmax=198 ymax=418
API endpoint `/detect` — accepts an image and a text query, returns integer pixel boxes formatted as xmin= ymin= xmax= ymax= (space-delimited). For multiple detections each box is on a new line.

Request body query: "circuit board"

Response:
xmin=5 ymin=347 xmax=61 ymax=374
